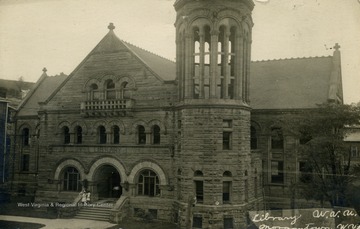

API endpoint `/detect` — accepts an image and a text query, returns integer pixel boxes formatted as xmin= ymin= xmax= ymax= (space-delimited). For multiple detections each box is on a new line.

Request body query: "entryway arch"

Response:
xmin=88 ymin=157 xmax=126 ymax=200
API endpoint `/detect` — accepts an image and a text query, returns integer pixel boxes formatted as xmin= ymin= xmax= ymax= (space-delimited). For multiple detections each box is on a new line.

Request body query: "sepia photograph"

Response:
xmin=0 ymin=0 xmax=360 ymax=228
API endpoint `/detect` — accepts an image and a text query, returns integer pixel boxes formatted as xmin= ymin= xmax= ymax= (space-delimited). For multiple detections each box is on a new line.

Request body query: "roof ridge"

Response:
xmin=122 ymin=40 xmax=175 ymax=63
xmin=252 ymin=55 xmax=332 ymax=62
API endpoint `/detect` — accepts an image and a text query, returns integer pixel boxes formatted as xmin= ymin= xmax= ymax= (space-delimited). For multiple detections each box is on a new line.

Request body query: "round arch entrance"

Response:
xmin=93 ymin=165 xmax=122 ymax=199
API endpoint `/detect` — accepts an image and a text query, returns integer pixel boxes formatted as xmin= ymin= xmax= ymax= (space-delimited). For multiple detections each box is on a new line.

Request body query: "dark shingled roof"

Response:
xmin=250 ymin=56 xmax=334 ymax=109
xmin=17 ymin=73 xmax=67 ymax=116
xmin=123 ymin=41 xmax=176 ymax=81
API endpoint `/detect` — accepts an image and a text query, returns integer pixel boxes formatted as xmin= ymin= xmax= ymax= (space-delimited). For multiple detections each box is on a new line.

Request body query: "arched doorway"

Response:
xmin=94 ymin=165 xmax=122 ymax=199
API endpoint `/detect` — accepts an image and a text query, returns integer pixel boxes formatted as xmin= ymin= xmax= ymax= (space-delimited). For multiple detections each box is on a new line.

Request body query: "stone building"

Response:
xmin=9 ymin=0 xmax=343 ymax=228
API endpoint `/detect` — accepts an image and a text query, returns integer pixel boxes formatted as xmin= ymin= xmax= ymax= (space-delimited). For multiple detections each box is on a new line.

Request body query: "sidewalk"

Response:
xmin=0 ymin=215 xmax=117 ymax=229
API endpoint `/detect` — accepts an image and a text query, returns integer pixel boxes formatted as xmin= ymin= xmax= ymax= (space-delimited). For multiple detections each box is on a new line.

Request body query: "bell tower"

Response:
xmin=175 ymin=0 xmax=253 ymax=103
xmin=173 ymin=0 xmax=261 ymax=228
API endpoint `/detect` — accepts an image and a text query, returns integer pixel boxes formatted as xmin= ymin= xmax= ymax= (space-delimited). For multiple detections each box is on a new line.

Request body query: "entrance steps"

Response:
xmin=74 ymin=200 xmax=115 ymax=221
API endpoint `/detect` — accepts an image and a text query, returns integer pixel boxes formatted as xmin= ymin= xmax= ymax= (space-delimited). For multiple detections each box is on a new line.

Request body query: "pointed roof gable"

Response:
xmin=44 ymin=23 xmax=176 ymax=104
xmin=17 ymin=70 xmax=67 ymax=116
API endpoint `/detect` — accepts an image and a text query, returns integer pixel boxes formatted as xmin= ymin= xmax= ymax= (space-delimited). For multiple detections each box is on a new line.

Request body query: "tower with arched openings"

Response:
xmin=173 ymin=0 xmax=262 ymax=227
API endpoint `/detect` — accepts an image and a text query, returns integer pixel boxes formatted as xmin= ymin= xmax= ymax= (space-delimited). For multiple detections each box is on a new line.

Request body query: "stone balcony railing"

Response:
xmin=80 ymin=99 xmax=134 ymax=117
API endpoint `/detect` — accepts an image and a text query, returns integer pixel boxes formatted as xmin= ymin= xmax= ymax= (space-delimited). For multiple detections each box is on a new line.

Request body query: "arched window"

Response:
xmin=137 ymin=169 xmax=160 ymax=197
xmin=63 ymin=126 xmax=70 ymax=144
xmin=99 ymin=126 xmax=107 ymax=144
xmin=194 ymin=170 xmax=204 ymax=203
xmin=152 ymin=125 xmax=160 ymax=144
xmin=271 ymin=127 xmax=284 ymax=149
xmin=251 ymin=126 xmax=258 ymax=150
xmin=223 ymin=171 xmax=232 ymax=203
xmin=63 ymin=167 xmax=81 ymax=191
xmin=90 ymin=83 xmax=99 ymax=100
xmin=22 ymin=128 xmax=30 ymax=146
xmin=138 ymin=125 xmax=146 ymax=144
xmin=75 ymin=126 xmax=82 ymax=144
xmin=105 ymin=79 xmax=116 ymax=99
xmin=121 ymin=82 xmax=129 ymax=99
xmin=112 ymin=125 xmax=120 ymax=144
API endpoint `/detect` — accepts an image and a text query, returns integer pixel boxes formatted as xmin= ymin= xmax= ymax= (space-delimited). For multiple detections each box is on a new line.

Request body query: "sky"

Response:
xmin=0 ymin=0 xmax=359 ymax=104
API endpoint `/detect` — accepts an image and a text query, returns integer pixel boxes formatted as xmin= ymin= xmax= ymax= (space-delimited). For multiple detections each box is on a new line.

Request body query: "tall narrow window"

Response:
xmin=75 ymin=126 xmax=82 ymax=144
xmin=222 ymin=171 xmax=232 ymax=203
xmin=271 ymin=127 xmax=284 ymax=149
xmin=223 ymin=132 xmax=232 ymax=150
xmin=90 ymin=83 xmax=99 ymax=100
xmin=271 ymin=161 xmax=284 ymax=184
xmin=121 ymin=82 xmax=129 ymax=99
xmin=21 ymin=154 xmax=30 ymax=171
xmin=99 ymin=126 xmax=107 ymax=144
xmin=112 ymin=126 xmax=120 ymax=144
xmin=194 ymin=170 xmax=204 ymax=203
xmin=63 ymin=167 xmax=81 ymax=191
xmin=105 ymin=80 xmax=116 ymax=99
xmin=63 ymin=126 xmax=70 ymax=144
xmin=138 ymin=125 xmax=146 ymax=144
xmin=251 ymin=126 xmax=258 ymax=150
xmin=137 ymin=169 xmax=160 ymax=196
xmin=152 ymin=125 xmax=160 ymax=144
xmin=22 ymin=128 xmax=30 ymax=146
xmin=223 ymin=181 xmax=231 ymax=203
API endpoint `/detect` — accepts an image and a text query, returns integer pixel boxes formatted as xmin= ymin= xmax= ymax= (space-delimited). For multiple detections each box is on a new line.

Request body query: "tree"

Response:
xmin=293 ymin=102 xmax=360 ymax=207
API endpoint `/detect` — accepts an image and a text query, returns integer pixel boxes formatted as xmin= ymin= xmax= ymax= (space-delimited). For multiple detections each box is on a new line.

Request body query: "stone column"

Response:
xmin=210 ymin=29 xmax=219 ymax=99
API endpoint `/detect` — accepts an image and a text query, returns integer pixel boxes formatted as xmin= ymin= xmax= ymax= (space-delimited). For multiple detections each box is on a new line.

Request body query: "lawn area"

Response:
xmin=0 ymin=220 xmax=45 ymax=229
xmin=107 ymin=217 xmax=179 ymax=229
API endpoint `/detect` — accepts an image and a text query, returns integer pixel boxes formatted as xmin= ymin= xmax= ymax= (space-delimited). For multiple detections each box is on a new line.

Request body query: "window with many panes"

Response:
xmin=193 ymin=216 xmax=203 ymax=228
xmin=137 ymin=169 xmax=160 ymax=197
xmin=63 ymin=167 xmax=81 ymax=191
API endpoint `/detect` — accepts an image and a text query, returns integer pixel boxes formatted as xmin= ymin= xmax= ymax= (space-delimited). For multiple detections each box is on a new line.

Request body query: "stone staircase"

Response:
xmin=74 ymin=199 xmax=115 ymax=221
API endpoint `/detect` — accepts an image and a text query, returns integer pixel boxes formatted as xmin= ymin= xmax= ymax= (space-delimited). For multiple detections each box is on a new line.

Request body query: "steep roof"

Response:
xmin=250 ymin=56 xmax=336 ymax=109
xmin=123 ymin=41 xmax=176 ymax=81
xmin=17 ymin=71 xmax=67 ymax=116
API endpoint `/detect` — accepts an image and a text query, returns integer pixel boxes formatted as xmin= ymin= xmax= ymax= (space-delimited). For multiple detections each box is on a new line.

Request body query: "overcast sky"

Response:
xmin=0 ymin=0 xmax=359 ymax=104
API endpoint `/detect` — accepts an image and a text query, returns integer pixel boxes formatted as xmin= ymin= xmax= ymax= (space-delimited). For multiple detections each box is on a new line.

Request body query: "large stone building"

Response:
xmin=9 ymin=0 xmax=344 ymax=228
